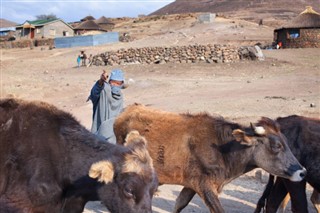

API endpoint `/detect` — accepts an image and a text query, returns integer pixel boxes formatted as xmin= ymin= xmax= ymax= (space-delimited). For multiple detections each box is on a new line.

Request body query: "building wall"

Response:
xmin=15 ymin=28 xmax=32 ymax=39
xmin=41 ymin=21 xmax=74 ymax=38
xmin=198 ymin=13 xmax=216 ymax=23
xmin=276 ymin=28 xmax=320 ymax=48
xmin=15 ymin=21 xmax=74 ymax=39
xmin=54 ymin=32 xmax=119 ymax=48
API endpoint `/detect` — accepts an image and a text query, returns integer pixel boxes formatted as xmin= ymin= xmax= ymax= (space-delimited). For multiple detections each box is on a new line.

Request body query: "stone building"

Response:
xmin=15 ymin=19 xmax=74 ymax=39
xmin=274 ymin=6 xmax=320 ymax=48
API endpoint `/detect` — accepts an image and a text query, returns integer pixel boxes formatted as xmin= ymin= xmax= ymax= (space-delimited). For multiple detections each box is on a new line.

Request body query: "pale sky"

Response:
xmin=1 ymin=0 xmax=174 ymax=24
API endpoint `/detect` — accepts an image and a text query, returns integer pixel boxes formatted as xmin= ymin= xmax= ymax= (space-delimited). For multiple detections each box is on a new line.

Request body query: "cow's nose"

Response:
xmin=290 ymin=168 xmax=307 ymax=182
xmin=299 ymin=168 xmax=307 ymax=179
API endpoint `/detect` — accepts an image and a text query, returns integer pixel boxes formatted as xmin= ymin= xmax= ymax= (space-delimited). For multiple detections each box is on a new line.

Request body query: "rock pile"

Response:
xmin=90 ymin=44 xmax=263 ymax=66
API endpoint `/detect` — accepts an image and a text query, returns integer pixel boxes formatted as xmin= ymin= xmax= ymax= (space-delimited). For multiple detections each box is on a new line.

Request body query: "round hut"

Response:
xmin=274 ymin=6 xmax=320 ymax=48
xmin=80 ymin=15 xmax=95 ymax=22
xmin=95 ymin=16 xmax=115 ymax=31
xmin=73 ymin=20 xmax=106 ymax=35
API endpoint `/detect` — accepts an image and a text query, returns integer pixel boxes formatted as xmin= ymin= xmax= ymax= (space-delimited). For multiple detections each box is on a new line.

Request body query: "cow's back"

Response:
xmin=277 ymin=115 xmax=320 ymax=190
xmin=0 ymin=98 xmax=77 ymax=210
xmin=115 ymin=104 xmax=235 ymax=185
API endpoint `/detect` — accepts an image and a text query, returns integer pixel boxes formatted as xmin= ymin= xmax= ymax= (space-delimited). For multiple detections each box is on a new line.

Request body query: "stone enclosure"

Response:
xmin=89 ymin=44 xmax=264 ymax=66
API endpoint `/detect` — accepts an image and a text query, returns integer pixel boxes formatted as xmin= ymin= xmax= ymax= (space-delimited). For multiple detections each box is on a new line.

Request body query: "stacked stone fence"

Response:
xmin=0 ymin=38 xmax=54 ymax=49
xmin=90 ymin=44 xmax=263 ymax=66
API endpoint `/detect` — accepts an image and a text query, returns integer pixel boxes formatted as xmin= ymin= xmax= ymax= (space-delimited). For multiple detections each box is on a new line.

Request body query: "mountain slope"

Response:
xmin=0 ymin=18 xmax=18 ymax=28
xmin=150 ymin=0 xmax=320 ymax=26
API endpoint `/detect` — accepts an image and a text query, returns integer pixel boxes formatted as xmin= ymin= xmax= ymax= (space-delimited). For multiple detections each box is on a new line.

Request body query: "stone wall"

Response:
xmin=91 ymin=44 xmax=240 ymax=66
xmin=90 ymin=44 xmax=262 ymax=66
xmin=0 ymin=38 xmax=54 ymax=49
xmin=277 ymin=28 xmax=320 ymax=48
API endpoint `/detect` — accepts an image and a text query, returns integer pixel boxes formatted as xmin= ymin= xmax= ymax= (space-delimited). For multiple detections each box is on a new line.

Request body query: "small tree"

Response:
xmin=35 ymin=14 xmax=57 ymax=20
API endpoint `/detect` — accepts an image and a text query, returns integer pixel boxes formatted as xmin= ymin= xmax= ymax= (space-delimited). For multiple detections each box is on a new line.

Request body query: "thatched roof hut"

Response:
xmin=74 ymin=20 xmax=106 ymax=35
xmin=95 ymin=16 xmax=111 ymax=24
xmin=282 ymin=6 xmax=320 ymax=28
xmin=274 ymin=6 xmax=320 ymax=48
xmin=80 ymin=15 xmax=95 ymax=22
xmin=95 ymin=16 xmax=115 ymax=31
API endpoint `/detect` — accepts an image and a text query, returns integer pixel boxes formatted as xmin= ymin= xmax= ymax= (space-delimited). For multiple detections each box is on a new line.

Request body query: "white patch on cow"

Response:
xmin=1 ymin=118 xmax=13 ymax=131
xmin=89 ymin=161 xmax=114 ymax=184
xmin=254 ymin=126 xmax=266 ymax=135
xmin=289 ymin=168 xmax=307 ymax=182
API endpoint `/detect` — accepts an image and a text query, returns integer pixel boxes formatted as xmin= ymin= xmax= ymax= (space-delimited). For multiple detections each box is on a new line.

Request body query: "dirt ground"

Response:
xmin=1 ymin=15 xmax=319 ymax=212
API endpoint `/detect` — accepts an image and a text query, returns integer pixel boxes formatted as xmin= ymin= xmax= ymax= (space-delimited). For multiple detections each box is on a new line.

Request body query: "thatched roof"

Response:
xmin=278 ymin=6 xmax=320 ymax=29
xmin=73 ymin=20 xmax=103 ymax=30
xmin=95 ymin=16 xmax=114 ymax=25
xmin=80 ymin=15 xmax=95 ymax=22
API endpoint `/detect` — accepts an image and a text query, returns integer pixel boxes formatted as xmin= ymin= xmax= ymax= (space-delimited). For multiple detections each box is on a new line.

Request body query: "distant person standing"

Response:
xmin=77 ymin=55 xmax=81 ymax=68
xmin=82 ymin=52 xmax=87 ymax=66
xmin=88 ymin=69 xmax=126 ymax=143
xmin=80 ymin=50 xmax=87 ymax=66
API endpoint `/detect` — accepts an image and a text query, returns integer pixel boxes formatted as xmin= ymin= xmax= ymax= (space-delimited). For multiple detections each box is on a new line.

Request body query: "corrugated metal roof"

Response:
xmin=0 ymin=27 xmax=16 ymax=32
xmin=16 ymin=19 xmax=74 ymax=29
xmin=26 ymin=18 xmax=59 ymax=26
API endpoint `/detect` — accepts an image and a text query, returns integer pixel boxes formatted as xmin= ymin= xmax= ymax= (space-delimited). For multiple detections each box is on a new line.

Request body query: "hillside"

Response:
xmin=150 ymin=0 xmax=320 ymax=27
xmin=0 ymin=18 xmax=18 ymax=28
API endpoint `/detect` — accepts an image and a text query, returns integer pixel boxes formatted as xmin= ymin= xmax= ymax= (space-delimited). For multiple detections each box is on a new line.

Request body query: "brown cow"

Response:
xmin=0 ymin=98 xmax=158 ymax=213
xmin=254 ymin=115 xmax=320 ymax=213
xmin=114 ymin=104 xmax=306 ymax=213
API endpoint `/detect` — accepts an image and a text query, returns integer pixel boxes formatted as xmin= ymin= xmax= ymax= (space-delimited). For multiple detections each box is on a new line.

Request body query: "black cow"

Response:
xmin=0 ymin=98 xmax=158 ymax=213
xmin=255 ymin=115 xmax=320 ymax=213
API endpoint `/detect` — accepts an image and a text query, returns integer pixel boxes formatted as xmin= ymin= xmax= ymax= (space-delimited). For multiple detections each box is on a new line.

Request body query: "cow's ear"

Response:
xmin=124 ymin=130 xmax=147 ymax=147
xmin=232 ymin=129 xmax=256 ymax=146
xmin=89 ymin=161 xmax=114 ymax=184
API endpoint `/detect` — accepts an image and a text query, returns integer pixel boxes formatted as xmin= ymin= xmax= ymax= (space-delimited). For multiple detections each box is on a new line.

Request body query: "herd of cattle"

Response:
xmin=0 ymin=98 xmax=319 ymax=213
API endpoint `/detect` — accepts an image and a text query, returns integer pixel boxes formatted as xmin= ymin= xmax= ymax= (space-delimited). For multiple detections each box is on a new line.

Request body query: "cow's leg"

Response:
xmin=266 ymin=178 xmax=288 ymax=213
xmin=254 ymin=175 xmax=275 ymax=213
xmin=278 ymin=194 xmax=290 ymax=213
xmin=198 ymin=186 xmax=224 ymax=213
xmin=283 ymin=179 xmax=308 ymax=213
xmin=173 ymin=187 xmax=196 ymax=213
xmin=311 ymin=189 xmax=320 ymax=213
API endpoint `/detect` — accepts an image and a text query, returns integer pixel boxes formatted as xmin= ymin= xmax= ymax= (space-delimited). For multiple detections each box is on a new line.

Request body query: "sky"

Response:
xmin=1 ymin=0 xmax=175 ymax=24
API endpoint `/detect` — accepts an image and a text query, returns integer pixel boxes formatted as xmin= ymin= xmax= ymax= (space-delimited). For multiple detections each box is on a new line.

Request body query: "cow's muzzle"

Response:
xmin=287 ymin=165 xmax=307 ymax=182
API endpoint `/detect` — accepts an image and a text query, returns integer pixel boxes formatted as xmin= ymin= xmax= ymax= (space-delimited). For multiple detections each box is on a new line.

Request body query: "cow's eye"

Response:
xmin=124 ymin=186 xmax=135 ymax=199
xmin=271 ymin=141 xmax=283 ymax=153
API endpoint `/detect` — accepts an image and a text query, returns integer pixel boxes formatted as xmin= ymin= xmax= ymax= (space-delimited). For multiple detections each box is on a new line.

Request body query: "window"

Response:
xmin=36 ymin=28 xmax=41 ymax=34
xmin=49 ymin=29 xmax=56 ymax=36
xmin=288 ymin=29 xmax=300 ymax=38
xmin=63 ymin=31 xmax=69 ymax=36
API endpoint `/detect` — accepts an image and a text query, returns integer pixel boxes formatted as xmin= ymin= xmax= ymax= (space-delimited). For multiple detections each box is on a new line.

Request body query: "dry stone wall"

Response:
xmin=0 ymin=38 xmax=54 ymax=49
xmin=90 ymin=44 xmax=262 ymax=66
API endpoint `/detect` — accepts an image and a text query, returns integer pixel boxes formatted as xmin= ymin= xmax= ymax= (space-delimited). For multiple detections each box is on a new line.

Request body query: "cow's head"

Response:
xmin=89 ymin=130 xmax=158 ymax=213
xmin=232 ymin=117 xmax=306 ymax=182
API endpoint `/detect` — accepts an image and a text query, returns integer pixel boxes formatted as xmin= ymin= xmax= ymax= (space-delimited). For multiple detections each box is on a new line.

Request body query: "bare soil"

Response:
xmin=1 ymin=15 xmax=319 ymax=213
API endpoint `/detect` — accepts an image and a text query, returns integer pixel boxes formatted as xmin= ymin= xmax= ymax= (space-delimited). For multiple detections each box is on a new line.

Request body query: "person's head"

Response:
xmin=109 ymin=69 xmax=124 ymax=86
xmin=109 ymin=69 xmax=124 ymax=95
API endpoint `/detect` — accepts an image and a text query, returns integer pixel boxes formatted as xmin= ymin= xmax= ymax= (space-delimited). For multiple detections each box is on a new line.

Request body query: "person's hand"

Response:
xmin=101 ymin=70 xmax=108 ymax=81
xmin=98 ymin=70 xmax=108 ymax=86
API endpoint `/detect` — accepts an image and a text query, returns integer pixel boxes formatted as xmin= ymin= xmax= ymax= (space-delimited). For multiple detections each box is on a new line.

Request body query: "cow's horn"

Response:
xmin=255 ymin=126 xmax=266 ymax=135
